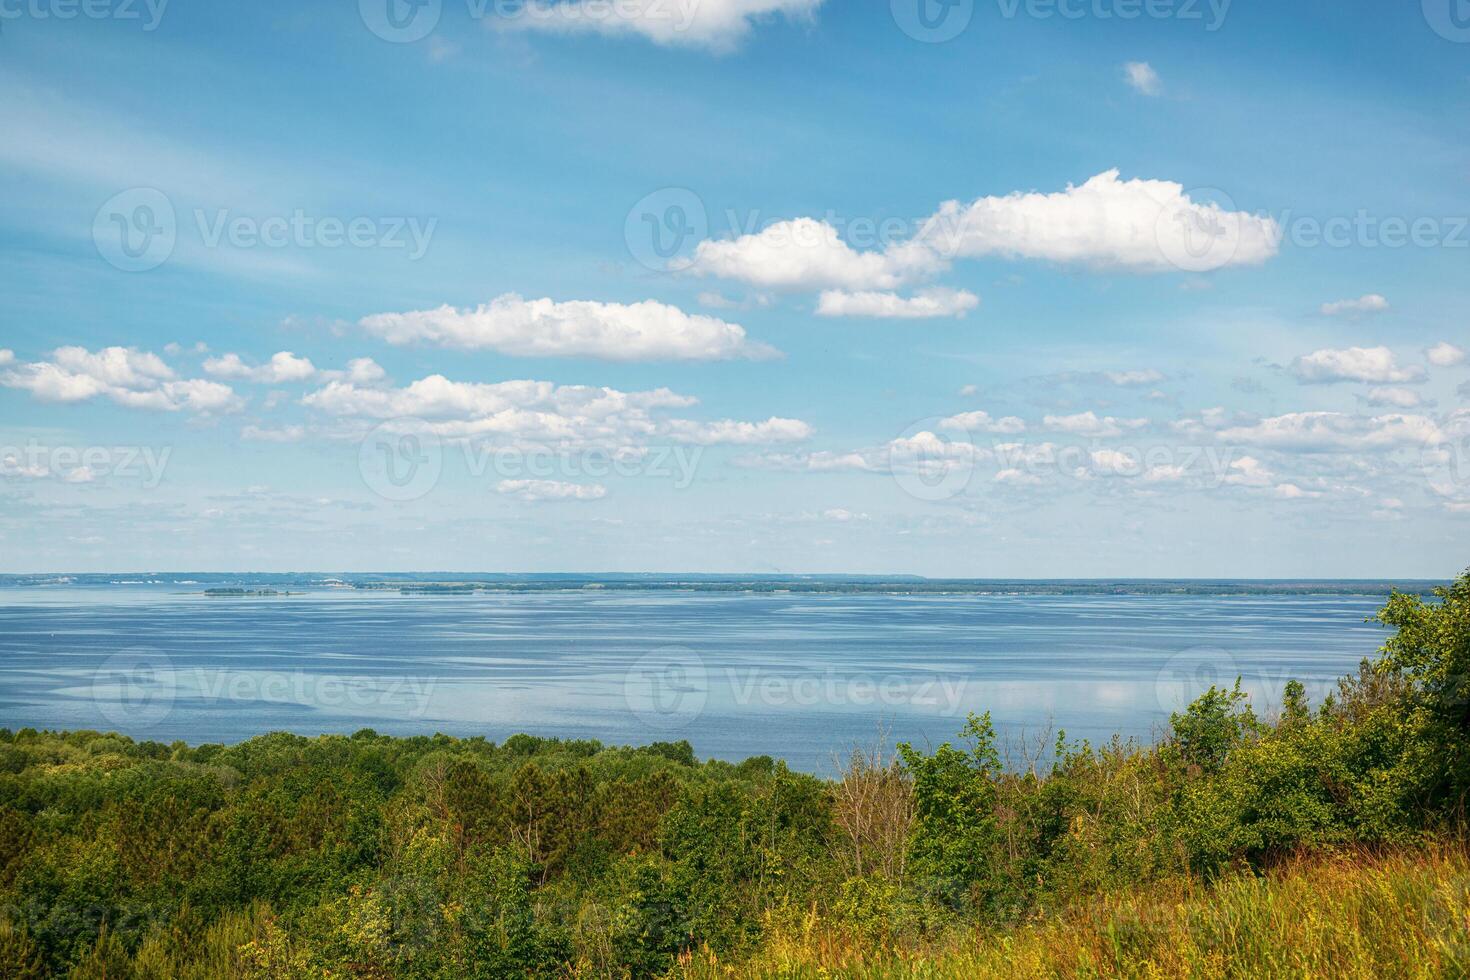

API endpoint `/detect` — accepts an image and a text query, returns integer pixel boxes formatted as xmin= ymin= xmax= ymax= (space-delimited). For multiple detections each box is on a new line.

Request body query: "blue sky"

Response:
xmin=1 ymin=0 xmax=1468 ymax=576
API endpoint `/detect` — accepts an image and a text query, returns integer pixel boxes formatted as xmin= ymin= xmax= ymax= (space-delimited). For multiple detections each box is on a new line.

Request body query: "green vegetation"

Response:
xmin=2 ymin=573 xmax=1469 ymax=978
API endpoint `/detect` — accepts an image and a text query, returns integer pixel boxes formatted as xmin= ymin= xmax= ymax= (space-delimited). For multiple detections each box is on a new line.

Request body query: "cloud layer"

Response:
xmin=359 ymin=294 xmax=773 ymax=362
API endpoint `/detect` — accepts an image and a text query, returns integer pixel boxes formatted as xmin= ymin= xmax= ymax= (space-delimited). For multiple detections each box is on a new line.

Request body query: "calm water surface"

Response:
xmin=0 ymin=584 xmax=1391 ymax=772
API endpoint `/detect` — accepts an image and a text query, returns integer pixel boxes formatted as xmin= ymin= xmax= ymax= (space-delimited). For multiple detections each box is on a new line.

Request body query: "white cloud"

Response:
xmin=205 ymin=351 xmax=318 ymax=384
xmin=740 ymin=431 xmax=990 ymax=477
xmin=1223 ymin=455 xmax=1274 ymax=487
xmin=914 ymin=170 xmax=1281 ymax=273
xmin=241 ymin=424 xmax=308 ymax=442
xmin=940 ymin=410 xmax=1026 ymax=434
xmin=1291 ymin=346 xmax=1425 ymax=384
xmin=815 ymin=287 xmax=979 ymax=319
xmin=690 ymin=218 xmax=941 ymax=291
xmin=1104 ymin=369 xmax=1165 ymax=386
xmin=1427 ymin=342 xmax=1466 ymax=367
xmin=1320 ymin=294 xmax=1389 ymax=316
xmin=340 ymin=357 xmax=387 ymax=385
xmin=1090 ymin=448 xmax=1140 ymax=475
xmin=1275 ymin=483 xmax=1324 ymax=500
xmin=1364 ymin=387 xmax=1423 ymax=409
xmin=496 ymin=479 xmax=607 ymax=502
xmin=301 ymin=374 xmax=810 ymax=449
xmin=994 ymin=467 xmax=1043 ymax=486
xmin=1043 ymin=411 xmax=1148 ymax=437
xmin=358 ymin=294 xmax=772 ymax=362
xmin=689 ymin=171 xmax=1280 ymax=296
xmin=499 ymin=0 xmax=824 ymax=52
xmin=0 ymin=346 xmax=240 ymax=413
xmin=1217 ymin=412 xmax=1440 ymax=452
xmin=1123 ymin=61 xmax=1161 ymax=96
xmin=1143 ymin=463 xmax=1187 ymax=483
xmin=661 ymin=417 xmax=813 ymax=445
xmin=0 ymin=350 xmax=12 ymax=366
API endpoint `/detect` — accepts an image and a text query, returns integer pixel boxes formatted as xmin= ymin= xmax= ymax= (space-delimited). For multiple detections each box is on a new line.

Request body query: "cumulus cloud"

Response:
xmin=1223 ymin=456 xmax=1274 ymax=487
xmin=496 ymin=479 xmax=607 ymax=502
xmin=661 ymin=417 xmax=813 ymax=445
xmin=1123 ymin=61 xmax=1162 ymax=95
xmin=689 ymin=171 xmax=1278 ymax=295
xmin=815 ymin=287 xmax=979 ymax=319
xmin=1275 ymin=483 xmax=1324 ymax=500
xmin=0 ymin=346 xmax=240 ymax=413
xmin=1104 ymin=369 xmax=1165 ymax=386
xmin=1043 ymin=411 xmax=1148 ymax=437
xmin=241 ymin=424 xmax=308 ymax=442
xmin=358 ymin=294 xmax=772 ymax=362
xmin=740 ymin=431 xmax=991 ymax=477
xmin=1427 ymin=342 xmax=1466 ymax=367
xmin=205 ymin=351 xmax=318 ymax=384
xmin=339 ymin=357 xmax=387 ymax=385
xmin=0 ymin=350 xmax=12 ymax=366
xmin=914 ymin=170 xmax=1281 ymax=273
xmin=940 ymin=410 xmax=1027 ymax=434
xmin=690 ymin=218 xmax=942 ymax=292
xmin=1364 ymin=387 xmax=1423 ymax=409
xmin=1291 ymin=346 xmax=1425 ymax=384
xmin=1217 ymin=411 xmax=1440 ymax=452
xmin=300 ymin=374 xmax=809 ymax=450
xmin=1320 ymin=294 xmax=1389 ymax=316
xmin=498 ymin=0 xmax=824 ymax=52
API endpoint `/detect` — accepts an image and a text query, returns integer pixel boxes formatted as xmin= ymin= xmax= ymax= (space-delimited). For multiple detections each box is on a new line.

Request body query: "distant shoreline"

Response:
xmin=0 ymin=572 xmax=1446 ymax=598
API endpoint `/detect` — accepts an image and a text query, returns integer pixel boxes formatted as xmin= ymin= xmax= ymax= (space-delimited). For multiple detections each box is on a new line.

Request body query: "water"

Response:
xmin=0 ymin=580 xmax=1399 ymax=772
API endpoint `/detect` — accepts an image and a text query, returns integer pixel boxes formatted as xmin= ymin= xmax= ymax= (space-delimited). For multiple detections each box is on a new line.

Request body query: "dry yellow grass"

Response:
xmin=671 ymin=846 xmax=1470 ymax=979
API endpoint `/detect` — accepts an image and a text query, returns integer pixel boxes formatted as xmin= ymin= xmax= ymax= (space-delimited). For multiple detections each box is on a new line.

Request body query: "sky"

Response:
xmin=1 ymin=0 xmax=1468 ymax=577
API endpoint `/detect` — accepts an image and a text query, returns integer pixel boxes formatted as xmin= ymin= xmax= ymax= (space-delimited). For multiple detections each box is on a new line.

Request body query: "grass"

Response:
xmin=671 ymin=846 xmax=1470 ymax=979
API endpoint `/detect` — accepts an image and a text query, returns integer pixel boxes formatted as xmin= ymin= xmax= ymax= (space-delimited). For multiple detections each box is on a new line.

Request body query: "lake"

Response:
xmin=0 ymin=579 xmax=1406 ymax=772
